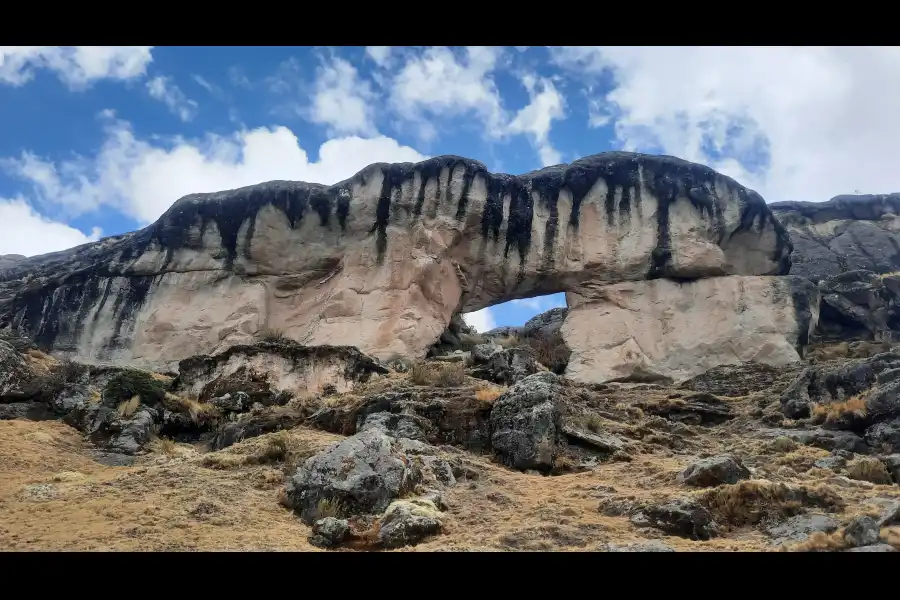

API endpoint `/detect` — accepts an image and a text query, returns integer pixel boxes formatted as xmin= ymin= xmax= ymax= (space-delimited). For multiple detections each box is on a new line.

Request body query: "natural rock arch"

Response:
xmin=0 ymin=151 xmax=810 ymax=382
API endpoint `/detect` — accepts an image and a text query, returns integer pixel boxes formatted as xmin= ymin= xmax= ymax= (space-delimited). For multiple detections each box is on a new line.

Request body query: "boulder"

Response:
xmin=865 ymin=418 xmax=900 ymax=453
xmin=606 ymin=541 xmax=675 ymax=552
xmin=845 ymin=544 xmax=896 ymax=552
xmin=0 ymin=339 xmax=39 ymax=401
xmin=377 ymin=498 xmax=444 ymax=549
xmin=629 ymin=499 xmax=718 ymax=541
xmin=469 ymin=345 xmax=540 ymax=385
xmin=0 ymin=152 xmax=790 ymax=375
xmin=563 ymin=275 xmax=818 ymax=385
xmin=766 ymin=514 xmax=840 ymax=546
xmin=284 ymin=428 xmax=423 ymax=524
xmin=842 ymin=515 xmax=880 ymax=548
xmin=489 ymin=372 xmax=566 ymax=472
xmin=308 ymin=517 xmax=352 ymax=549
xmin=881 ymin=454 xmax=900 ymax=482
xmin=677 ymin=456 xmax=751 ymax=487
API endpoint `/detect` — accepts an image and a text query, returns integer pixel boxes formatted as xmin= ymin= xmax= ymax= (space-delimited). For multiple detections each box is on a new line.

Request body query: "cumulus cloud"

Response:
xmin=463 ymin=308 xmax=496 ymax=333
xmin=146 ymin=75 xmax=198 ymax=122
xmin=551 ymin=46 xmax=900 ymax=202
xmin=309 ymin=57 xmax=378 ymax=136
xmin=510 ymin=294 xmax=567 ymax=313
xmin=0 ymin=46 xmax=153 ymax=88
xmin=365 ymin=46 xmax=392 ymax=68
xmin=0 ymin=198 xmax=101 ymax=256
xmin=506 ymin=75 xmax=566 ymax=166
xmin=389 ymin=46 xmax=507 ymax=141
xmin=3 ymin=112 xmax=426 ymax=225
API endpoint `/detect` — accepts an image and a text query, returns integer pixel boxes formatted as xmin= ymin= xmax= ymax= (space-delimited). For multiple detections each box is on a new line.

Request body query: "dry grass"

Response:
xmin=703 ymin=480 xmax=844 ymax=527
xmin=313 ymin=498 xmax=345 ymax=520
xmin=768 ymin=436 xmax=799 ymax=453
xmin=475 ymin=385 xmax=506 ymax=403
xmin=522 ymin=332 xmax=571 ymax=374
xmin=458 ymin=332 xmax=487 ymax=350
xmin=409 ymin=361 xmax=467 ymax=387
xmin=878 ymin=270 xmax=900 ymax=279
xmin=781 ymin=530 xmax=849 ymax=552
xmin=260 ymin=327 xmax=292 ymax=343
xmin=811 ymin=394 xmax=867 ymax=423
xmin=152 ymin=437 xmax=178 ymax=455
xmin=163 ymin=393 xmax=220 ymax=425
xmin=583 ymin=414 xmax=605 ymax=433
xmin=116 ymin=396 xmax=141 ymax=418
xmin=846 ymin=457 xmax=894 ymax=485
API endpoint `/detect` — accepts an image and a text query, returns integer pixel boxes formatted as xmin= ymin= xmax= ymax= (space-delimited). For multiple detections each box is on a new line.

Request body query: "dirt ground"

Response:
xmin=2 ymin=398 xmax=897 ymax=551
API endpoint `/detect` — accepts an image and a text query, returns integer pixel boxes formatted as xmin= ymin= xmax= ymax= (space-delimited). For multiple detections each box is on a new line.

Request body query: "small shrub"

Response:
xmin=117 ymin=396 xmax=141 ymax=418
xmin=846 ymin=457 xmax=894 ymax=485
xmin=475 ymin=386 xmax=506 ymax=402
xmin=458 ymin=332 xmax=487 ymax=350
xmin=523 ymin=332 xmax=571 ymax=374
xmin=163 ymin=392 xmax=220 ymax=425
xmin=254 ymin=432 xmax=290 ymax=463
xmin=154 ymin=437 xmax=177 ymax=455
xmin=409 ymin=361 xmax=466 ymax=387
xmin=260 ymin=327 xmax=293 ymax=343
xmin=812 ymin=394 xmax=867 ymax=424
xmin=583 ymin=413 xmax=604 ymax=433
xmin=201 ymin=453 xmax=245 ymax=470
xmin=103 ymin=369 xmax=167 ymax=406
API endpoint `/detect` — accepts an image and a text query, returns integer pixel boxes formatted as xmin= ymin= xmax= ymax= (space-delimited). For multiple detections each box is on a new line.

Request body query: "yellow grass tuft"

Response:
xmin=811 ymin=394 xmax=867 ymax=423
xmin=475 ymin=386 xmax=506 ymax=403
xmin=846 ymin=457 xmax=894 ymax=485
xmin=116 ymin=396 xmax=141 ymax=418
xmin=409 ymin=361 xmax=467 ymax=387
xmin=163 ymin=392 xmax=220 ymax=424
xmin=494 ymin=334 xmax=521 ymax=348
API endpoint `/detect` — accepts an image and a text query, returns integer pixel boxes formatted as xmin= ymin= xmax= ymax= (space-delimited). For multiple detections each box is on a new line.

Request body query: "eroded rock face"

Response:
xmin=816 ymin=270 xmax=900 ymax=343
xmin=0 ymin=152 xmax=790 ymax=371
xmin=563 ymin=275 xmax=819 ymax=384
xmin=174 ymin=341 xmax=388 ymax=402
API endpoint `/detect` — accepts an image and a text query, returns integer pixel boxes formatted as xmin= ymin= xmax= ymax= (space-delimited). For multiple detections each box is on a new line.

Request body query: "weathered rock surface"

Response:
xmin=677 ymin=455 xmax=751 ymax=487
xmin=308 ymin=517 xmax=352 ymax=549
xmin=175 ymin=341 xmax=387 ymax=402
xmin=629 ymin=499 xmax=718 ymax=540
xmin=0 ymin=152 xmax=790 ymax=373
xmin=523 ymin=307 xmax=568 ymax=338
xmin=489 ymin=373 xmax=565 ymax=472
xmin=376 ymin=498 xmax=444 ymax=548
xmin=0 ymin=339 xmax=39 ymax=400
xmin=770 ymin=194 xmax=900 ymax=283
xmin=284 ymin=428 xmax=423 ymax=524
xmin=562 ymin=275 xmax=818 ymax=384
xmin=766 ymin=514 xmax=840 ymax=546
xmin=816 ymin=270 xmax=900 ymax=343
xmin=469 ymin=345 xmax=540 ymax=385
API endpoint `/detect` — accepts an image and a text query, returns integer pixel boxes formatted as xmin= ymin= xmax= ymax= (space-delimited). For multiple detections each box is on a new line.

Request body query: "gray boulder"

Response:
xmin=676 ymin=455 xmax=751 ymax=488
xmin=470 ymin=346 xmax=540 ymax=385
xmin=490 ymin=372 xmax=565 ymax=472
xmin=377 ymin=498 xmax=444 ymax=549
xmin=845 ymin=544 xmax=896 ymax=552
xmin=843 ymin=515 xmax=880 ymax=548
xmin=630 ymin=499 xmax=718 ymax=541
xmin=285 ymin=428 xmax=423 ymax=525
xmin=881 ymin=455 xmax=900 ymax=482
xmin=766 ymin=514 xmax=840 ymax=546
xmin=308 ymin=517 xmax=352 ymax=549
xmin=606 ymin=541 xmax=675 ymax=552
xmin=816 ymin=270 xmax=900 ymax=343
xmin=358 ymin=411 xmax=430 ymax=442
xmin=865 ymin=418 xmax=900 ymax=453
xmin=0 ymin=339 xmax=38 ymax=401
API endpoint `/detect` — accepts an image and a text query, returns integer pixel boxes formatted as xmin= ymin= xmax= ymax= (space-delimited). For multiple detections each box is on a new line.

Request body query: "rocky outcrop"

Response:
xmin=562 ymin=275 xmax=819 ymax=384
xmin=0 ymin=152 xmax=790 ymax=374
xmin=174 ymin=340 xmax=387 ymax=402
xmin=522 ymin=307 xmax=568 ymax=338
xmin=815 ymin=270 xmax=900 ymax=343
xmin=770 ymin=194 xmax=900 ymax=283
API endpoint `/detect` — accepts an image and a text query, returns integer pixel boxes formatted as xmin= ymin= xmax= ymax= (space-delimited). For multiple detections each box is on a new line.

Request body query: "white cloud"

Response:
xmin=0 ymin=46 xmax=152 ymax=88
xmin=463 ymin=308 xmax=496 ymax=333
xmin=147 ymin=75 xmax=199 ymax=122
xmin=509 ymin=294 xmax=567 ymax=313
xmin=3 ymin=112 xmax=426 ymax=225
xmin=366 ymin=46 xmax=392 ymax=67
xmin=389 ymin=46 xmax=507 ymax=140
xmin=506 ymin=75 xmax=566 ymax=166
xmin=0 ymin=198 xmax=101 ymax=256
xmin=309 ymin=57 xmax=377 ymax=136
xmin=551 ymin=46 xmax=900 ymax=202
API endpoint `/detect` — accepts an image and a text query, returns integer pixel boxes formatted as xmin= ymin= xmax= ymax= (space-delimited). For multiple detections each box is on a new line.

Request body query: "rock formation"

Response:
xmin=770 ymin=194 xmax=900 ymax=282
xmin=0 ymin=151 xmax=796 ymax=382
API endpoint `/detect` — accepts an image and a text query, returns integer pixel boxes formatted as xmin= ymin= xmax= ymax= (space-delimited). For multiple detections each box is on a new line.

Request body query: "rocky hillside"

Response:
xmin=1 ymin=152 xmax=899 ymax=552
xmin=1 ymin=329 xmax=898 ymax=551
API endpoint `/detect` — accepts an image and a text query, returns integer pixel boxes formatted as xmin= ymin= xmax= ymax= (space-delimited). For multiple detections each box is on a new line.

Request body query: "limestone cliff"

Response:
xmin=0 ymin=151 xmax=791 ymax=372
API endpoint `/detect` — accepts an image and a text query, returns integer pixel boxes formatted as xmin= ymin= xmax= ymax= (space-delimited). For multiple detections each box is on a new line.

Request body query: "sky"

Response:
xmin=2 ymin=46 xmax=900 ymax=333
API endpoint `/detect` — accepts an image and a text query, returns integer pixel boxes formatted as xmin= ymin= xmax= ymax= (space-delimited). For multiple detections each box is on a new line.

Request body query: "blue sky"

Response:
xmin=2 ymin=46 xmax=899 ymax=331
